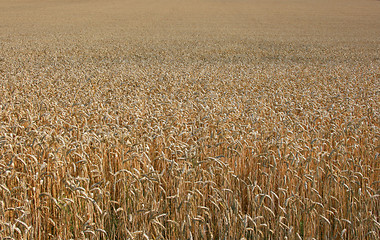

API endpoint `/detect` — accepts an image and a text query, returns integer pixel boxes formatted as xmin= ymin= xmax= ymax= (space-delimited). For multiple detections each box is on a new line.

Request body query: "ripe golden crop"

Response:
xmin=0 ymin=0 xmax=379 ymax=239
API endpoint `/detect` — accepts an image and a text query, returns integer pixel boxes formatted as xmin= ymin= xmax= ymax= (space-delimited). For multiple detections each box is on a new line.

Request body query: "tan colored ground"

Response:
xmin=0 ymin=0 xmax=379 ymax=239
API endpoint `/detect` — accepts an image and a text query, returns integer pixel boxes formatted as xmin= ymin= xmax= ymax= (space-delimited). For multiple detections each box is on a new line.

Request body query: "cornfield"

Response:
xmin=0 ymin=0 xmax=379 ymax=239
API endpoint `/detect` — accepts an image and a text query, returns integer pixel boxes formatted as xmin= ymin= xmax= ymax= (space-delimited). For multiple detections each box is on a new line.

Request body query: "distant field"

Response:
xmin=0 ymin=0 xmax=379 ymax=239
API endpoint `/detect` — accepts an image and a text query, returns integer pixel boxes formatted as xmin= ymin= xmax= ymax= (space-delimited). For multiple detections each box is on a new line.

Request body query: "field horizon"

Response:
xmin=0 ymin=0 xmax=379 ymax=239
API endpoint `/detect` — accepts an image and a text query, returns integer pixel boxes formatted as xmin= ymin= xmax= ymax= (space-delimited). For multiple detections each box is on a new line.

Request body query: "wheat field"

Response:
xmin=0 ymin=0 xmax=379 ymax=239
